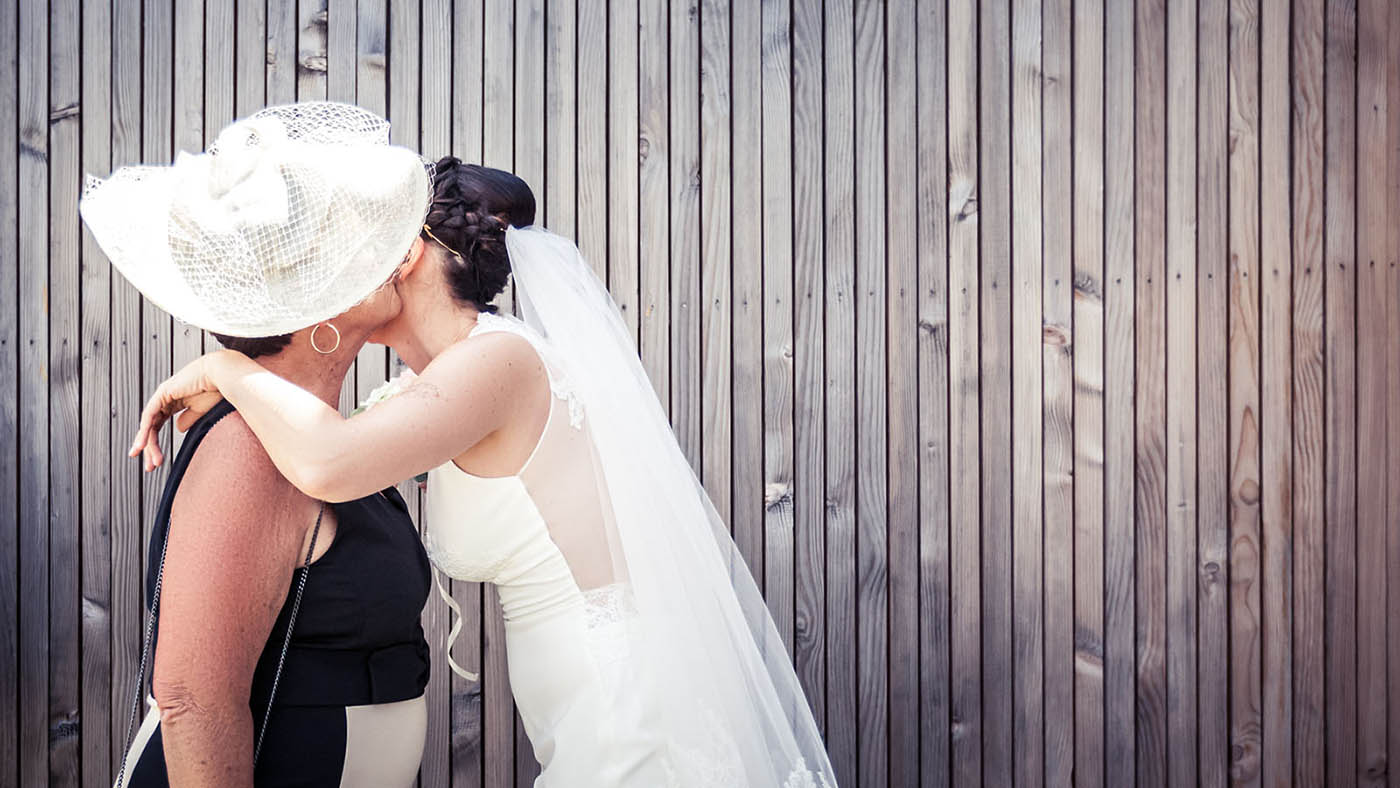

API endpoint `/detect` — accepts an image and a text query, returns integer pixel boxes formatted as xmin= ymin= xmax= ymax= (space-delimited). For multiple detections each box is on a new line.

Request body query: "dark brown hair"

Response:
xmin=422 ymin=157 xmax=536 ymax=313
xmin=212 ymin=332 xmax=293 ymax=359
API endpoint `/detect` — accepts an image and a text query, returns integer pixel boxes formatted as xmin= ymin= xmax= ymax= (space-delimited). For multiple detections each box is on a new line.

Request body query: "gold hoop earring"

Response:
xmin=310 ymin=323 xmax=341 ymax=355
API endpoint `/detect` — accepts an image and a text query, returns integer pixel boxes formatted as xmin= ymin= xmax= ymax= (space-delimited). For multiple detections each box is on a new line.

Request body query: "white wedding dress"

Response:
xmin=419 ymin=228 xmax=837 ymax=787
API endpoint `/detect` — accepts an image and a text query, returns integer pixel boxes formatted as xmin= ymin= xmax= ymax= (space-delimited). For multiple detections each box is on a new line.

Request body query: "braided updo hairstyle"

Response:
xmin=421 ymin=156 xmax=536 ymax=313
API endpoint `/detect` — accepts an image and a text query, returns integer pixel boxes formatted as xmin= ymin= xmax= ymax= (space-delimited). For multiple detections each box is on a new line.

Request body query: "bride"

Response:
xmin=127 ymin=103 xmax=836 ymax=787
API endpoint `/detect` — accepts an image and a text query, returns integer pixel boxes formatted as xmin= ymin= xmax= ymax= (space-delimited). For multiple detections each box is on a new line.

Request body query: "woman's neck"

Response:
xmin=381 ymin=291 xmax=480 ymax=374
xmin=258 ymin=332 xmax=366 ymax=408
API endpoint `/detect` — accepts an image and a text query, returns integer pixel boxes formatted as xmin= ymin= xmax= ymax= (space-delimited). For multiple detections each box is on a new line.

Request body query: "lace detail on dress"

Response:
xmin=661 ymin=705 xmax=747 ymax=788
xmin=424 ymin=523 xmax=512 ymax=583
xmin=473 ymin=313 xmax=585 ymax=429
xmin=580 ymin=582 xmax=637 ymax=628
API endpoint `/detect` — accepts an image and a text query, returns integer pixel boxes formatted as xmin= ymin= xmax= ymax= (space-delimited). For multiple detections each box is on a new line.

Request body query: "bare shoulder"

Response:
xmin=170 ymin=411 xmax=305 ymax=547
xmin=427 ymin=325 xmax=549 ymax=394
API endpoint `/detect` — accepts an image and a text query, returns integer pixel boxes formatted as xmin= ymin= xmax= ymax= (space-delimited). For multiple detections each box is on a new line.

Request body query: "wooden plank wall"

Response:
xmin=4 ymin=0 xmax=1400 ymax=786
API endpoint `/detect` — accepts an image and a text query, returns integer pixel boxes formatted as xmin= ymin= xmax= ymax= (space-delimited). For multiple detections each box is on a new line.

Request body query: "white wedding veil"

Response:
xmin=502 ymin=226 xmax=837 ymax=786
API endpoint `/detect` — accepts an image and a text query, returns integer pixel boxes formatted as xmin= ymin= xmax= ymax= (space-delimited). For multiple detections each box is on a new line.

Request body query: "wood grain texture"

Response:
xmin=1072 ymin=0 xmax=1107 ymax=783
xmin=1164 ymin=0 xmax=1199 ymax=784
xmin=1196 ymin=0 xmax=1231 ymax=783
xmin=916 ymin=0 xmax=952 ymax=782
xmin=1323 ymin=0 xmax=1358 ymax=783
xmin=1354 ymin=1 xmax=1389 ymax=784
xmin=821 ymin=1 xmax=858 ymax=784
xmin=13 ymin=1 xmax=1400 ymax=785
xmin=1259 ymin=1 xmax=1293 ymax=784
xmin=1009 ymin=0 xmax=1045 ymax=780
xmin=947 ymin=0 xmax=982 ymax=781
xmin=1289 ymin=0 xmax=1327 ymax=782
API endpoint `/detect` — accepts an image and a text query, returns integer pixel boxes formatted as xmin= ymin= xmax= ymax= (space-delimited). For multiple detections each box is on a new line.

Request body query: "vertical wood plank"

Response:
xmin=78 ymin=0 xmax=115 ymax=783
xmin=760 ymin=0 xmax=796 ymax=655
xmin=1009 ymin=0 xmax=1044 ymax=780
xmin=48 ymin=0 xmax=81 ymax=781
xmin=916 ymin=0 xmax=952 ymax=780
xmin=236 ymin=0 xmax=267 ymax=113
xmin=668 ymin=0 xmax=702 ymax=472
xmin=734 ymin=0 xmax=765 ymax=595
xmin=1071 ymin=0 xmax=1107 ymax=782
xmin=354 ymin=0 xmax=388 ymax=407
xmin=1041 ymin=0 xmax=1075 ymax=780
xmin=1196 ymin=0 xmax=1231 ymax=781
xmin=0 ymin=1 xmax=16 ymax=782
xmin=1134 ymin=0 xmax=1168 ymax=782
xmin=821 ymin=0 xmax=858 ymax=782
xmin=575 ymin=0 xmax=606 ymax=279
xmin=1389 ymin=4 xmax=1400 ymax=783
xmin=789 ymin=0 xmax=827 ymax=736
xmin=1321 ymin=0 xmax=1357 ymax=780
xmin=884 ymin=0 xmax=919 ymax=783
xmin=1102 ymin=0 xmax=1136 ymax=780
xmin=700 ymin=0 xmax=734 ymax=531
xmin=978 ymin=0 xmax=1013 ymax=781
xmin=326 ymin=0 xmax=355 ymax=104
xmin=948 ymin=0 xmax=982 ymax=781
xmin=1289 ymin=0 xmax=1327 ymax=781
xmin=1227 ymin=0 xmax=1264 ymax=781
xmin=266 ymin=0 xmax=296 ymax=105
xmin=449 ymin=5 xmax=486 ymax=785
xmin=17 ymin=0 xmax=49 ymax=783
xmin=1165 ymin=0 xmax=1200 ymax=783
xmin=544 ymin=0 xmax=576 ymax=238
xmin=297 ymin=0 xmax=328 ymax=101
xmin=108 ymin=0 xmax=146 ymax=774
xmin=608 ymin=0 xmax=639 ymax=343
xmin=853 ymin=0 xmax=887 ymax=783
xmin=171 ymin=0 xmax=204 ymax=441
xmin=1354 ymin=0 xmax=1389 ymax=782
xmin=1259 ymin=0 xmax=1294 ymax=783
xmin=639 ymin=0 xmax=670 ymax=410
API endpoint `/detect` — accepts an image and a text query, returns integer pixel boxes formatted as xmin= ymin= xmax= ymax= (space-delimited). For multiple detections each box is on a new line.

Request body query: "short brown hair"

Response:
xmin=212 ymin=332 xmax=293 ymax=359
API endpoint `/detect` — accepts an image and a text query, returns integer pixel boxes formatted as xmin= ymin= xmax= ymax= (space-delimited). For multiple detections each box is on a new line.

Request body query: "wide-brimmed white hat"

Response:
xmin=80 ymin=102 xmax=431 ymax=338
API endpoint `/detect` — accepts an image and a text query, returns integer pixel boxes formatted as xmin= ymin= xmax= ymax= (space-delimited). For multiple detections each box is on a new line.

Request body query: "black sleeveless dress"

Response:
xmin=121 ymin=400 xmax=432 ymax=787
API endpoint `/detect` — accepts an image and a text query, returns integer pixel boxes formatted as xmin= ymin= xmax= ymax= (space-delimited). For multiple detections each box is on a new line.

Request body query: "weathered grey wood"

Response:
xmin=853 ymin=0 xmax=887 ymax=783
xmin=326 ymin=0 xmax=355 ymax=103
xmin=759 ymin=0 xmax=795 ymax=656
xmin=575 ymin=0 xmax=606 ymax=281
xmin=668 ymin=0 xmax=702 ymax=473
xmin=17 ymin=0 xmax=50 ymax=783
xmin=1289 ymin=0 xmax=1327 ymax=782
xmin=1259 ymin=0 xmax=1293 ymax=783
xmin=789 ymin=0 xmax=826 ymax=736
xmin=48 ymin=0 xmax=82 ymax=781
xmin=1164 ymin=0 xmax=1200 ymax=783
xmin=267 ymin=0 xmax=296 ymax=105
xmin=79 ymin=0 xmax=114 ymax=783
xmin=1389 ymin=6 xmax=1400 ymax=782
xmin=884 ymin=0 xmax=919 ymax=783
xmin=108 ymin=0 xmax=146 ymax=776
xmin=236 ymin=0 xmax=266 ymax=113
xmin=1355 ymin=0 xmax=1389 ymax=783
xmin=1133 ymin=0 xmax=1168 ymax=783
xmin=354 ymin=0 xmax=388 ymax=406
xmin=639 ymin=0 xmax=670 ymax=412
xmin=544 ymin=0 xmax=576 ymax=238
xmin=1227 ymin=0 xmax=1263 ymax=782
xmin=1009 ymin=0 xmax=1045 ymax=780
xmin=947 ymin=0 xmax=982 ymax=780
xmin=1071 ymin=0 xmax=1106 ymax=782
xmin=1102 ymin=0 xmax=1136 ymax=782
xmin=978 ymin=0 xmax=1013 ymax=782
xmin=0 ymin=0 xmax=16 ymax=780
xmin=916 ymin=0 xmax=951 ymax=781
xmin=1196 ymin=0 xmax=1231 ymax=783
xmin=171 ymin=0 xmax=204 ymax=449
xmin=821 ymin=0 xmax=857 ymax=782
xmin=733 ymin=0 xmax=764 ymax=592
xmin=1042 ymin=0 xmax=1075 ymax=780
xmin=297 ymin=0 xmax=328 ymax=101
xmin=700 ymin=0 xmax=733 ymax=529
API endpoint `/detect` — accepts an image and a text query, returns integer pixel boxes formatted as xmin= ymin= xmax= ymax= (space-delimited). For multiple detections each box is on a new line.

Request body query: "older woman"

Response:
xmin=81 ymin=103 xmax=433 ymax=788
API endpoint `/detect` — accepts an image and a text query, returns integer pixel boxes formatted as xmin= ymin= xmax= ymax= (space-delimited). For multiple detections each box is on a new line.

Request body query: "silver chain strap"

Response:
xmin=114 ymin=504 xmax=325 ymax=786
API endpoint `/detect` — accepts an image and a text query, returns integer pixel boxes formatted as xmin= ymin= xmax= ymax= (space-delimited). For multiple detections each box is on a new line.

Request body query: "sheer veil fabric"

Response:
xmin=502 ymin=226 xmax=837 ymax=787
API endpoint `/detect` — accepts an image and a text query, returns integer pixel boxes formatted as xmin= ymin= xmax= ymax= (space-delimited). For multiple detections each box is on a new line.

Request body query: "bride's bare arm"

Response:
xmin=133 ymin=332 xmax=545 ymax=503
